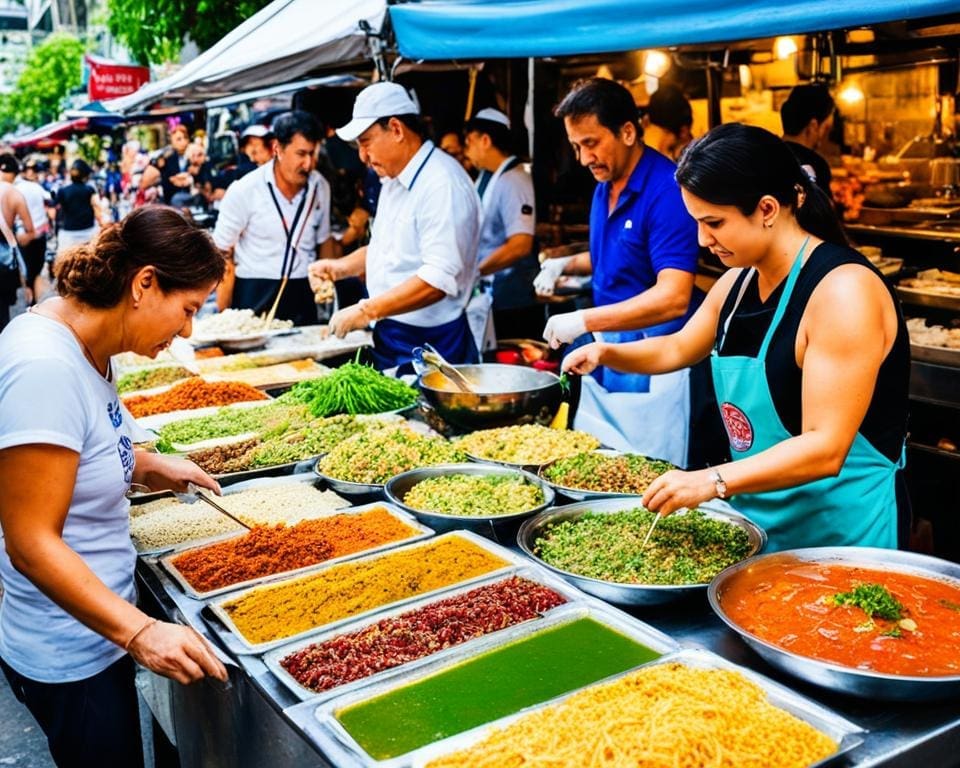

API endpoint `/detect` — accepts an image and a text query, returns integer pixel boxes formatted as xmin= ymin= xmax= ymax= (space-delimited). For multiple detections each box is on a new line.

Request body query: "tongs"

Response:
xmin=177 ymin=482 xmax=250 ymax=530
xmin=412 ymin=343 xmax=475 ymax=393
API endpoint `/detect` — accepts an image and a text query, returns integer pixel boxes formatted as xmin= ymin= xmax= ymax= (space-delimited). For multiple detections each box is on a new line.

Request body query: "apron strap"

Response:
xmin=716 ymin=267 xmax=755 ymax=354
xmin=757 ymin=236 xmax=809 ymax=361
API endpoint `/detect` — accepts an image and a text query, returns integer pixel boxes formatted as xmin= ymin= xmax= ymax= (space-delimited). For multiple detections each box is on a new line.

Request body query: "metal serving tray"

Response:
xmin=306 ymin=601 xmax=682 ymax=768
xmin=517 ymin=497 xmax=766 ymax=605
xmin=133 ymin=397 xmax=273 ymax=432
xmin=537 ymin=448 xmax=675 ymax=501
xmin=403 ymin=647 xmax=865 ymax=768
xmin=160 ymin=502 xmax=433 ymax=600
xmin=130 ymin=473 xmax=342 ymax=558
xmin=204 ymin=530 xmax=528 ymax=655
xmin=709 ymin=546 xmax=960 ymax=701
xmin=896 ymin=285 xmax=960 ymax=311
xmin=263 ymin=565 xmax=588 ymax=703
xmin=910 ymin=341 xmax=960 ymax=368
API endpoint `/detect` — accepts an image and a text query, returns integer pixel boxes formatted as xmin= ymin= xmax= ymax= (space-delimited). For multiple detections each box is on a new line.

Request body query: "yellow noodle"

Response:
xmin=426 ymin=663 xmax=837 ymax=768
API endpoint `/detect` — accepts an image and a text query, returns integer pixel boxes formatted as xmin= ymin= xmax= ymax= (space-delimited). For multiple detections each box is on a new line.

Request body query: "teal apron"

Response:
xmin=710 ymin=239 xmax=900 ymax=552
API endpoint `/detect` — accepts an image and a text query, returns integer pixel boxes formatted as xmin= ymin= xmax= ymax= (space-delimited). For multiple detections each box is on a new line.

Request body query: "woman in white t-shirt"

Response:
xmin=0 ymin=206 xmax=228 ymax=767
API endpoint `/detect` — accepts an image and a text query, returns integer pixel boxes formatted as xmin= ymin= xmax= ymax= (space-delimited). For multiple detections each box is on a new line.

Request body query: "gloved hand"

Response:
xmin=543 ymin=309 xmax=587 ymax=349
xmin=533 ymin=255 xmax=573 ymax=296
xmin=328 ymin=304 xmax=369 ymax=338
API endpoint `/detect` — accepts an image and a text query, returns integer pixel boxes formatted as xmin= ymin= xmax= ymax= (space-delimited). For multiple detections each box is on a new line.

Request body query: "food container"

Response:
xmin=309 ymin=602 xmax=680 ymax=766
xmin=384 ymin=463 xmax=554 ymax=536
xmin=517 ymin=497 xmax=765 ymax=605
xmin=709 ymin=547 xmax=960 ymax=701
xmin=404 ymin=648 xmax=864 ymax=768
xmin=417 ymin=364 xmax=563 ymax=431
xmin=159 ymin=501 xmax=433 ymax=600
xmin=205 ymin=530 xmax=526 ymax=655
xmin=538 ymin=448 xmax=675 ymax=501
xmin=262 ymin=565 xmax=585 ymax=702
xmin=313 ymin=455 xmax=388 ymax=500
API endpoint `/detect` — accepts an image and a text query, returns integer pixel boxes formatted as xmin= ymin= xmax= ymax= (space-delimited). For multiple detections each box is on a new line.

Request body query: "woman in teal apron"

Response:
xmin=562 ymin=123 xmax=908 ymax=551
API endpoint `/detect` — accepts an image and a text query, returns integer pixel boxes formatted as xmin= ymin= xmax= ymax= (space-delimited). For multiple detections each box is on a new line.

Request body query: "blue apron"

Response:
xmin=373 ymin=314 xmax=478 ymax=374
xmin=711 ymin=239 xmax=901 ymax=552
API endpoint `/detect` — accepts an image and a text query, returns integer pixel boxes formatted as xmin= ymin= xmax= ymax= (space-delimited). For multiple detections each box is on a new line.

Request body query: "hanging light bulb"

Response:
xmin=838 ymin=82 xmax=865 ymax=106
xmin=739 ymin=65 xmax=753 ymax=89
xmin=774 ymin=36 xmax=798 ymax=60
xmin=643 ymin=50 xmax=671 ymax=78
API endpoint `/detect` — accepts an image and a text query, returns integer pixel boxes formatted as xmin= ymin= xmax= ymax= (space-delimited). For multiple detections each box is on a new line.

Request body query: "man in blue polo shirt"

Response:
xmin=536 ymin=78 xmax=701 ymax=464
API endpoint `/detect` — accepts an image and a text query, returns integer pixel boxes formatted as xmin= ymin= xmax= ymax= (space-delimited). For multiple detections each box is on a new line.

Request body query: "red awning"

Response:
xmin=9 ymin=118 xmax=91 ymax=149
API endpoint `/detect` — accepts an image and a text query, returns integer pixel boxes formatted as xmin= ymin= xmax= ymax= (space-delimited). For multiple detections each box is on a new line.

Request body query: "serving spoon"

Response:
xmin=414 ymin=343 xmax=475 ymax=393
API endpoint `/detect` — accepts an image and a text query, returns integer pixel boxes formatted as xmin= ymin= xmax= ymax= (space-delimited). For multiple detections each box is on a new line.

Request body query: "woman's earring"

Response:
xmin=763 ymin=220 xmax=774 ymax=229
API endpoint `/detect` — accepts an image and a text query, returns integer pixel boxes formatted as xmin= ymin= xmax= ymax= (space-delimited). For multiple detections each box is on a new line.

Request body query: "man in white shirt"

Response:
xmin=309 ymin=82 xmax=480 ymax=371
xmin=214 ymin=111 xmax=333 ymax=326
xmin=1 ymin=155 xmax=46 ymax=304
xmin=463 ymin=108 xmax=539 ymax=341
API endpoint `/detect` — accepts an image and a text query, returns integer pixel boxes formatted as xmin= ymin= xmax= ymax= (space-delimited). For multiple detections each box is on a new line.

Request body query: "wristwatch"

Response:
xmin=710 ymin=470 xmax=727 ymax=499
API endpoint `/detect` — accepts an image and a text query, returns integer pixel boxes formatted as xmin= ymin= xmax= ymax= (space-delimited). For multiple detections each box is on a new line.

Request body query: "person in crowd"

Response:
xmin=0 ymin=207 xmax=229 ymax=767
xmin=462 ymin=107 xmax=540 ymax=343
xmin=169 ymin=143 xmax=214 ymax=209
xmin=0 ymin=163 xmax=36 ymax=330
xmin=439 ymin=130 xmax=474 ymax=175
xmin=564 ymin=123 xmax=908 ymax=551
xmin=1 ymin=155 xmax=48 ymax=304
xmin=642 ymin=84 xmax=694 ymax=161
xmin=213 ymin=110 xmax=333 ymax=326
xmin=781 ymin=84 xmax=836 ymax=196
xmin=535 ymin=78 xmax=701 ymax=465
xmin=55 ymin=159 xmax=107 ymax=256
xmin=47 ymin=144 xmax=67 ymax=185
xmin=235 ymin=124 xmax=274 ymax=180
xmin=309 ymin=82 xmax=480 ymax=371
xmin=140 ymin=124 xmax=193 ymax=204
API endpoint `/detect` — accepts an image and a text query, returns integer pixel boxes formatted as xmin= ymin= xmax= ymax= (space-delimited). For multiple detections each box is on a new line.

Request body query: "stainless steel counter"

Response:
xmin=136 ymin=536 xmax=960 ymax=768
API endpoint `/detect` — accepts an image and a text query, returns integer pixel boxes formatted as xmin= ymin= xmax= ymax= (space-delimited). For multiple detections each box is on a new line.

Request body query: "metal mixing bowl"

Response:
xmin=538 ymin=449 xmax=677 ymax=501
xmin=517 ymin=497 xmax=765 ymax=605
xmin=384 ymin=463 xmax=555 ymax=535
xmin=418 ymin=364 xmax=563 ymax=431
xmin=709 ymin=547 xmax=960 ymax=701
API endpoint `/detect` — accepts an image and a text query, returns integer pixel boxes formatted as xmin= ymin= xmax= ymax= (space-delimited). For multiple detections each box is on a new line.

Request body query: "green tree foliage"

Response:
xmin=106 ymin=0 xmax=272 ymax=66
xmin=0 ymin=34 xmax=86 ymax=133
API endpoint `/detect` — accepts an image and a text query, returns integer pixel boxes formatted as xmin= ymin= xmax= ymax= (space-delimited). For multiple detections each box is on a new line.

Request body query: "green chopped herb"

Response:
xmin=938 ymin=598 xmax=960 ymax=613
xmin=544 ymin=451 xmax=675 ymax=494
xmin=832 ymin=583 xmax=904 ymax=621
xmin=284 ymin=360 xmax=418 ymax=417
xmin=403 ymin=474 xmax=544 ymax=517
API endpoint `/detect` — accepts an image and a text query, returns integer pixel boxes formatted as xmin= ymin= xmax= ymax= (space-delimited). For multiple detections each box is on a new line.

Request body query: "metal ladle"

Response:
xmin=415 ymin=343 xmax=475 ymax=393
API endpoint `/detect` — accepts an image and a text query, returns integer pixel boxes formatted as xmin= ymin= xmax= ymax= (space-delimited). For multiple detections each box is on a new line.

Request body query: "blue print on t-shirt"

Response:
xmin=108 ymin=400 xmax=123 ymax=428
xmin=117 ymin=435 xmax=134 ymax=483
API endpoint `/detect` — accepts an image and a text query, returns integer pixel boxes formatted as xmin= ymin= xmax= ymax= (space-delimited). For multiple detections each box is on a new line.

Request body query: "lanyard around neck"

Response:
xmin=266 ymin=179 xmax=312 ymax=280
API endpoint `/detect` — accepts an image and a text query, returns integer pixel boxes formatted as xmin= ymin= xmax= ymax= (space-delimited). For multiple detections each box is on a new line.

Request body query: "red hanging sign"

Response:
xmin=86 ymin=55 xmax=150 ymax=100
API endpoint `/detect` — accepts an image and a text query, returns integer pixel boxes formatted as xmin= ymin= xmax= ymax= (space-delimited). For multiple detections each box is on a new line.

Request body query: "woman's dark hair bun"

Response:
xmin=55 ymin=206 xmax=226 ymax=308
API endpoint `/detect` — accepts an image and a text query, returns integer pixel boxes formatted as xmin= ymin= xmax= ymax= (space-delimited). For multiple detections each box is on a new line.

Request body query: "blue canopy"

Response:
xmin=391 ymin=0 xmax=959 ymax=60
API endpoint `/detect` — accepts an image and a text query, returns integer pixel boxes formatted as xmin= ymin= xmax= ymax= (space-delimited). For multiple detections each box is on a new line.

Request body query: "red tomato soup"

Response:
xmin=721 ymin=559 xmax=960 ymax=676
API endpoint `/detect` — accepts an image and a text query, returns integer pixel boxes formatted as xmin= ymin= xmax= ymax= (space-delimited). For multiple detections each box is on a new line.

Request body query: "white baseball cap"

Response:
xmin=337 ymin=82 xmax=420 ymax=142
xmin=473 ymin=108 xmax=510 ymax=129
xmin=240 ymin=124 xmax=273 ymax=139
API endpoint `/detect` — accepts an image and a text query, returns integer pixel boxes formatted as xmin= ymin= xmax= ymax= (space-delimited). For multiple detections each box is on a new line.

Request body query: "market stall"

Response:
xmin=119 ymin=354 xmax=960 ymax=768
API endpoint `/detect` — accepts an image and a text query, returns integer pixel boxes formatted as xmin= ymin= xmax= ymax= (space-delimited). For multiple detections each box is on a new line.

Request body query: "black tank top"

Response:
xmin=716 ymin=241 xmax=909 ymax=463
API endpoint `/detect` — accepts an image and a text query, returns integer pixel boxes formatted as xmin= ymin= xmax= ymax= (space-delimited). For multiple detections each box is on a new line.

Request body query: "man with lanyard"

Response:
xmin=535 ymin=78 xmax=700 ymax=466
xmin=214 ymin=111 xmax=333 ymax=326
xmin=309 ymin=82 xmax=480 ymax=372
xmin=140 ymin=124 xmax=192 ymax=204
xmin=462 ymin=108 xmax=540 ymax=345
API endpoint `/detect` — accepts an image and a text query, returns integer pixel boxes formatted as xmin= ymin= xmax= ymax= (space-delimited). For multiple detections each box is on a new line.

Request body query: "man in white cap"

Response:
xmin=309 ymin=81 xmax=480 ymax=372
xmin=236 ymin=124 xmax=274 ymax=179
xmin=463 ymin=107 xmax=539 ymax=341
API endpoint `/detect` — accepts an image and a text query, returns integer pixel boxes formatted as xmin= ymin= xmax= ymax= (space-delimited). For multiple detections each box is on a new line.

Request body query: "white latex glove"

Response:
xmin=533 ymin=255 xmax=574 ymax=296
xmin=543 ymin=310 xmax=587 ymax=349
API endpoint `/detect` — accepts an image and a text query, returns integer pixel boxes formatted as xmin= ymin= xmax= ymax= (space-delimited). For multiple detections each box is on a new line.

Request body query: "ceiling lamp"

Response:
xmin=838 ymin=82 xmax=865 ymax=106
xmin=774 ymin=36 xmax=798 ymax=60
xmin=643 ymin=50 xmax=671 ymax=78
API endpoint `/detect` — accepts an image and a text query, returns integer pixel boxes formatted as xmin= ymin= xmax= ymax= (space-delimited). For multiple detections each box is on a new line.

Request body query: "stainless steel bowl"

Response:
xmin=418 ymin=364 xmax=563 ymax=431
xmin=538 ymin=449 xmax=676 ymax=501
xmin=312 ymin=455 xmax=386 ymax=499
xmin=517 ymin=497 xmax=765 ymax=605
xmin=708 ymin=547 xmax=960 ymax=701
xmin=384 ymin=463 xmax=555 ymax=535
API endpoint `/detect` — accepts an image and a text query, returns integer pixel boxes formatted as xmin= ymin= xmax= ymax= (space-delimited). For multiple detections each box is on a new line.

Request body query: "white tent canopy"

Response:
xmin=105 ymin=0 xmax=385 ymax=114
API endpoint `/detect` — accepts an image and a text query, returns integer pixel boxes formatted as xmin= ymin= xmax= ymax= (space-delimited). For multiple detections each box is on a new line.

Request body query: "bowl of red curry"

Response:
xmin=708 ymin=547 xmax=960 ymax=701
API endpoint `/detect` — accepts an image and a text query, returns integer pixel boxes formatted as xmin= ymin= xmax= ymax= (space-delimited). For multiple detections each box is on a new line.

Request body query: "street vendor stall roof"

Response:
xmin=389 ymin=0 xmax=960 ymax=59
xmin=8 ymin=116 xmax=122 ymax=149
xmin=105 ymin=0 xmax=385 ymax=113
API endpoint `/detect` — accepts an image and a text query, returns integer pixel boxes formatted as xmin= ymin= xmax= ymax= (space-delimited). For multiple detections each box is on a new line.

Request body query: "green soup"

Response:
xmin=335 ymin=616 xmax=660 ymax=760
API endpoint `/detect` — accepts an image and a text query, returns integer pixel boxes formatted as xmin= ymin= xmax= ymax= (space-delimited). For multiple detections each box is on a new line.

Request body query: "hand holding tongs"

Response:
xmin=178 ymin=482 xmax=250 ymax=530
xmin=412 ymin=343 xmax=475 ymax=393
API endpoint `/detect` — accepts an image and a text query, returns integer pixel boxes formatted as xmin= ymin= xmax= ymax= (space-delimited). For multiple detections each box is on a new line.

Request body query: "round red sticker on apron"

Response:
xmin=720 ymin=402 xmax=753 ymax=452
